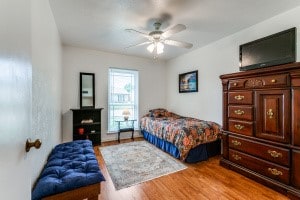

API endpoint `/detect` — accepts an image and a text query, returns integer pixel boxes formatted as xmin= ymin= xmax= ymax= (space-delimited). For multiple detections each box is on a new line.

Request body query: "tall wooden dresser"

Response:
xmin=220 ymin=62 xmax=300 ymax=199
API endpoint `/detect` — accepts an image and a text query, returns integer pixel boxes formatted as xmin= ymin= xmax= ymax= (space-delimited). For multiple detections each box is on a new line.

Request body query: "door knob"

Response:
xmin=25 ymin=139 xmax=42 ymax=152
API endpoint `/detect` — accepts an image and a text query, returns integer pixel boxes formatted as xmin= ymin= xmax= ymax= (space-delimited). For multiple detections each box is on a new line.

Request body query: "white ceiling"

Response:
xmin=49 ymin=0 xmax=300 ymax=60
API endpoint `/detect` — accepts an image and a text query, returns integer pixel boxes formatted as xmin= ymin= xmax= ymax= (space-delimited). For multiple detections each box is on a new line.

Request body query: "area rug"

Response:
xmin=99 ymin=141 xmax=187 ymax=190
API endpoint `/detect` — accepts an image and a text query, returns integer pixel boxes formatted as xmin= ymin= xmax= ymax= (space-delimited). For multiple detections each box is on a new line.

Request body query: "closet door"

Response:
xmin=255 ymin=90 xmax=290 ymax=143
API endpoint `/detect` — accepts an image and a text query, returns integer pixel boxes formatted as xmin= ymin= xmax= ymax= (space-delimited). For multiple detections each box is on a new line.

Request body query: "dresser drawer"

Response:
xmin=259 ymin=74 xmax=289 ymax=87
xmin=228 ymin=105 xmax=253 ymax=121
xmin=228 ymin=74 xmax=289 ymax=90
xmin=229 ymin=149 xmax=290 ymax=185
xmin=229 ymin=135 xmax=290 ymax=166
xmin=228 ymin=120 xmax=253 ymax=136
xmin=228 ymin=91 xmax=253 ymax=105
xmin=228 ymin=79 xmax=245 ymax=90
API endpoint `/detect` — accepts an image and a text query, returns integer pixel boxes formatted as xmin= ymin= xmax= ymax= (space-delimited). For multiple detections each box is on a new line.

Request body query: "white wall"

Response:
xmin=62 ymin=46 xmax=166 ymax=142
xmin=31 ymin=0 xmax=62 ymax=186
xmin=166 ymin=6 xmax=300 ymax=125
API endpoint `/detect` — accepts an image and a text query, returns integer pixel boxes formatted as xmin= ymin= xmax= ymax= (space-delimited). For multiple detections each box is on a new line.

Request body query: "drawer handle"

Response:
xmin=234 ymin=95 xmax=244 ymax=101
xmin=266 ymin=109 xmax=274 ymax=119
xmin=271 ymin=79 xmax=276 ymax=83
xmin=234 ymin=124 xmax=244 ymax=130
xmin=267 ymin=150 xmax=282 ymax=158
xmin=234 ymin=110 xmax=245 ymax=115
xmin=268 ymin=168 xmax=283 ymax=176
xmin=232 ymin=140 xmax=241 ymax=146
xmin=233 ymin=83 xmax=237 ymax=86
xmin=232 ymin=154 xmax=241 ymax=160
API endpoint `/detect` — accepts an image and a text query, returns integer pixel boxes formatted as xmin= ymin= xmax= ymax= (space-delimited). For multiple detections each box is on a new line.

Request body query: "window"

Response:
xmin=108 ymin=68 xmax=139 ymax=132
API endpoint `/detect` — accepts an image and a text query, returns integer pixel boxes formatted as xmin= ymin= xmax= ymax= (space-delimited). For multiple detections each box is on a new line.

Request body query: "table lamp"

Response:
xmin=122 ymin=109 xmax=130 ymax=121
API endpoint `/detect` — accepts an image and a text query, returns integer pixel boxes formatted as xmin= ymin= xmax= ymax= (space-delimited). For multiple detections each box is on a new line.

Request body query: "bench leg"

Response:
xmin=118 ymin=131 xmax=120 ymax=143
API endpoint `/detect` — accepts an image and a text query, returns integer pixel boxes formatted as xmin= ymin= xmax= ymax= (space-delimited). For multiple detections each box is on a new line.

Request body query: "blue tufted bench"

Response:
xmin=32 ymin=140 xmax=105 ymax=200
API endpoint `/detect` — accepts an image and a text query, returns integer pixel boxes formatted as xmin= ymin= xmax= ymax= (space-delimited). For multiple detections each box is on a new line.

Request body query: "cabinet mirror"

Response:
xmin=80 ymin=72 xmax=95 ymax=108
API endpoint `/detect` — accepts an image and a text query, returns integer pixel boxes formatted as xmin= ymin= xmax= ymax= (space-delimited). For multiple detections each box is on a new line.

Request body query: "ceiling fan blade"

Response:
xmin=164 ymin=39 xmax=193 ymax=49
xmin=125 ymin=41 xmax=152 ymax=49
xmin=125 ymin=29 xmax=151 ymax=39
xmin=162 ymin=24 xmax=186 ymax=38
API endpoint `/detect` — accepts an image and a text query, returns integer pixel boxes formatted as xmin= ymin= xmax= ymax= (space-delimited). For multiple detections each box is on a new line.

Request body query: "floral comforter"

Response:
xmin=140 ymin=112 xmax=222 ymax=160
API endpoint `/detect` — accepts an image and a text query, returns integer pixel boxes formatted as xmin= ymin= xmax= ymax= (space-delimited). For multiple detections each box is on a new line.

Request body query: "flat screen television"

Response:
xmin=239 ymin=27 xmax=296 ymax=71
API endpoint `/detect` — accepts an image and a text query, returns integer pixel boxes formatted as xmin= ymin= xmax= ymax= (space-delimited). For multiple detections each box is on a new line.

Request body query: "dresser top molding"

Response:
xmin=220 ymin=62 xmax=300 ymax=80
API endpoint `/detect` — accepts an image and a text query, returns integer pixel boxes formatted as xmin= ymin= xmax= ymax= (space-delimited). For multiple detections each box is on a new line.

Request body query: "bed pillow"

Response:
xmin=149 ymin=108 xmax=168 ymax=118
xmin=165 ymin=111 xmax=180 ymax=118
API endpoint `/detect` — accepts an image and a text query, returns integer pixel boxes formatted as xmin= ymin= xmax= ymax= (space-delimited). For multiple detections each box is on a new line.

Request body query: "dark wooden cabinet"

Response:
xmin=292 ymin=89 xmax=300 ymax=147
xmin=71 ymin=108 xmax=103 ymax=146
xmin=292 ymin=150 xmax=300 ymax=189
xmin=220 ymin=62 xmax=300 ymax=199
xmin=255 ymin=89 xmax=290 ymax=143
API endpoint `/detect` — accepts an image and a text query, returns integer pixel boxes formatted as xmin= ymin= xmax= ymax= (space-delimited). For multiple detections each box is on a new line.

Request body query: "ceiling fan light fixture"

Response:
xmin=147 ymin=43 xmax=155 ymax=52
xmin=156 ymin=42 xmax=164 ymax=54
xmin=126 ymin=22 xmax=191 ymax=57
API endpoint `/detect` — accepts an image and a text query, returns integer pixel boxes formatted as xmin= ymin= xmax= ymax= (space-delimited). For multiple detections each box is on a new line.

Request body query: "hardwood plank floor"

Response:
xmin=95 ymin=138 xmax=288 ymax=200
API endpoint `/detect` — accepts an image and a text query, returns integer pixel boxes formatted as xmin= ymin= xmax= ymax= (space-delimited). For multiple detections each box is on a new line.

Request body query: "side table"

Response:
xmin=115 ymin=119 xmax=136 ymax=143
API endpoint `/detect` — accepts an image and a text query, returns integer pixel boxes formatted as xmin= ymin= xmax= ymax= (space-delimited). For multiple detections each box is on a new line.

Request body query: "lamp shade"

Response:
xmin=122 ymin=109 xmax=130 ymax=116
xmin=122 ymin=109 xmax=130 ymax=121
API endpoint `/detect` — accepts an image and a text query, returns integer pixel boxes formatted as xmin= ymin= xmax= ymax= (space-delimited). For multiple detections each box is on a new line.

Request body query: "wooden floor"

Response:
xmin=95 ymin=138 xmax=288 ymax=200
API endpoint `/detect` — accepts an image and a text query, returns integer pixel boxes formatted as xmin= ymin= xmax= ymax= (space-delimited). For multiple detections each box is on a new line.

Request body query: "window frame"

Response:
xmin=108 ymin=68 xmax=139 ymax=132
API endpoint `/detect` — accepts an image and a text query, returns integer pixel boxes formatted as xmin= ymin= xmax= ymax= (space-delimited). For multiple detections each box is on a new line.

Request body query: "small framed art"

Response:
xmin=179 ymin=70 xmax=198 ymax=93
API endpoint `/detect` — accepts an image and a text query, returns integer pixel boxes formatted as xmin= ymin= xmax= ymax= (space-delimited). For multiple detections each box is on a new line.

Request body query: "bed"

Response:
xmin=140 ymin=109 xmax=222 ymax=163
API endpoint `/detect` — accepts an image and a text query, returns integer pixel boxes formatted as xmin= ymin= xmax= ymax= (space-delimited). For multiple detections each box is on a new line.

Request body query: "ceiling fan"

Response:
xmin=125 ymin=22 xmax=193 ymax=55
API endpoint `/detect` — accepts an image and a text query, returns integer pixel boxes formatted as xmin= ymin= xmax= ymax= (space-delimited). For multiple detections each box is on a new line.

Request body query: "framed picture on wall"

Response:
xmin=179 ymin=70 xmax=198 ymax=93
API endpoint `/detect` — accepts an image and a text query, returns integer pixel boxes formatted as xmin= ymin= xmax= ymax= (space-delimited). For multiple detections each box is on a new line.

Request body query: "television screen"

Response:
xmin=239 ymin=27 xmax=296 ymax=71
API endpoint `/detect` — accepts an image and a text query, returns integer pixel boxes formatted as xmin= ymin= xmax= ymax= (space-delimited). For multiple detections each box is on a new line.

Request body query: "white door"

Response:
xmin=0 ymin=0 xmax=32 ymax=199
